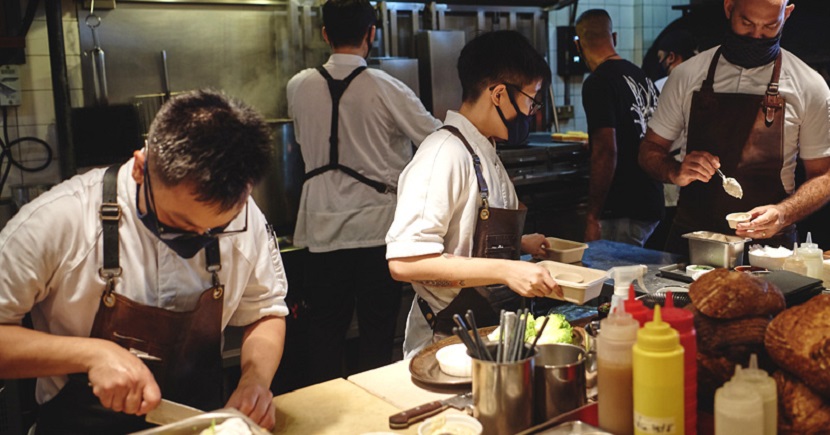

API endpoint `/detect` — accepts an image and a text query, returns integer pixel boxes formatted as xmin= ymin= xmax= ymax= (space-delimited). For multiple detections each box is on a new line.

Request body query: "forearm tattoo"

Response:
xmin=415 ymin=279 xmax=466 ymax=287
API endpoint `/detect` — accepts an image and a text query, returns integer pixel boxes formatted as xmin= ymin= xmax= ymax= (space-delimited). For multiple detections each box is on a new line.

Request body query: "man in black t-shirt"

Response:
xmin=576 ymin=9 xmax=663 ymax=247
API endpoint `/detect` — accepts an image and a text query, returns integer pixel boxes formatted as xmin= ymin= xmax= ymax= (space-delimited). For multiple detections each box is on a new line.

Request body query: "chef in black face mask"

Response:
xmin=640 ymin=0 xmax=830 ymax=256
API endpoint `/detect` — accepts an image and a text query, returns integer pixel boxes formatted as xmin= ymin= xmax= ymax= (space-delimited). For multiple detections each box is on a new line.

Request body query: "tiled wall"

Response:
xmin=548 ymin=0 xmax=686 ymax=133
xmin=1 ymin=0 xmax=685 ymax=202
xmin=1 ymin=0 xmax=81 ymax=200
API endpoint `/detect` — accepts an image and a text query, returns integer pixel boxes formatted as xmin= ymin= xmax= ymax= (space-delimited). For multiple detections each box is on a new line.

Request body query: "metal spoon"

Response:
xmin=716 ymin=168 xmax=743 ymax=199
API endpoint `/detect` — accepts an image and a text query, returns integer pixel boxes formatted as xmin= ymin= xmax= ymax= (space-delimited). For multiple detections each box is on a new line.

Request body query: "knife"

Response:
xmin=145 ymin=398 xmax=203 ymax=425
xmin=388 ymin=392 xmax=473 ymax=429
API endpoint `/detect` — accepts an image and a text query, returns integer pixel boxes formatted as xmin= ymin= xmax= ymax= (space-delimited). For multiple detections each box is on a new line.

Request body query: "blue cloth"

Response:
xmin=600 ymin=217 xmax=660 ymax=247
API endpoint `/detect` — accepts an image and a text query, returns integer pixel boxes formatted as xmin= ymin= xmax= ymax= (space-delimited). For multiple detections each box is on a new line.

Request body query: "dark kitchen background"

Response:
xmin=0 ymin=0 xmax=828 ymax=433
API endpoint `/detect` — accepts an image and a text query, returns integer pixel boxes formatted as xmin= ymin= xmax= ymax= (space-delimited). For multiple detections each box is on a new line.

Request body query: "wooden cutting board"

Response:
xmin=272 ymin=378 xmax=419 ymax=434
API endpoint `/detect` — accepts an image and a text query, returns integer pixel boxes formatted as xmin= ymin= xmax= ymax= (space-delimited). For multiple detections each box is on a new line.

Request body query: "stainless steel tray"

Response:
xmin=131 ymin=409 xmax=270 ymax=435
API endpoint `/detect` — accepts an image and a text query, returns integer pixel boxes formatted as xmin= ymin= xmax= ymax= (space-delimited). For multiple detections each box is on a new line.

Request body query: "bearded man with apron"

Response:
xmin=0 ymin=90 xmax=289 ymax=433
xmin=386 ymin=31 xmax=562 ymax=358
xmin=640 ymin=0 xmax=830 ymax=256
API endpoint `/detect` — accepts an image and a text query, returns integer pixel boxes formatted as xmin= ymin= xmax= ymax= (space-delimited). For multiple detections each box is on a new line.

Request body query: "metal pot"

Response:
xmin=251 ymin=119 xmax=304 ymax=237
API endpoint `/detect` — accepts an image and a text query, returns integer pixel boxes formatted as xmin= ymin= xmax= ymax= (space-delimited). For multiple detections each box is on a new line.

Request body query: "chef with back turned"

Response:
xmin=638 ymin=0 xmax=830 ymax=255
xmin=287 ymin=0 xmax=440 ymax=384
xmin=0 ymin=90 xmax=288 ymax=433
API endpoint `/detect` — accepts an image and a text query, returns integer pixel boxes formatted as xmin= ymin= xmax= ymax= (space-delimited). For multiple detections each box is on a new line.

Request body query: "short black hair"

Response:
xmin=457 ymin=30 xmax=552 ymax=103
xmin=322 ymin=0 xmax=377 ymax=48
xmin=575 ymin=9 xmax=613 ymax=47
xmin=147 ymin=89 xmax=273 ymax=212
xmin=657 ymin=30 xmax=696 ymax=61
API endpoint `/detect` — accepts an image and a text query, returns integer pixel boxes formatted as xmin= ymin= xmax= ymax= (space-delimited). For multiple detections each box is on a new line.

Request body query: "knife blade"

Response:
xmin=145 ymin=399 xmax=203 ymax=425
xmin=388 ymin=392 xmax=473 ymax=429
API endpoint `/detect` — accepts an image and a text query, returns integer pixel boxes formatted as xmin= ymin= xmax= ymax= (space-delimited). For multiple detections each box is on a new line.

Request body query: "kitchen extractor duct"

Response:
xmin=415 ymin=30 xmax=464 ymax=122
xmin=368 ymin=57 xmax=420 ymax=97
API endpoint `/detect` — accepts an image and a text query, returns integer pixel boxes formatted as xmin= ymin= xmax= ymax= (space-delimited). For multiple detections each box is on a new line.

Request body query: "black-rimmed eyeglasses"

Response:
xmin=144 ymin=160 xmax=248 ymax=240
xmin=504 ymin=83 xmax=544 ymax=116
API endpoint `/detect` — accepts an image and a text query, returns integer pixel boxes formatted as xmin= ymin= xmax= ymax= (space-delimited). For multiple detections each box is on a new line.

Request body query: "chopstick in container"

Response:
xmin=466 ymin=310 xmax=492 ymax=361
xmin=496 ymin=309 xmax=505 ymax=363
xmin=452 ymin=326 xmax=480 ymax=359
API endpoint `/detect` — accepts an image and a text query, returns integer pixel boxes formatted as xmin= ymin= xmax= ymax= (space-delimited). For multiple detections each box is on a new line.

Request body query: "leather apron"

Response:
xmin=417 ymin=125 xmax=527 ymax=337
xmin=666 ymin=49 xmax=796 ymax=255
xmin=35 ymin=165 xmax=226 ymax=434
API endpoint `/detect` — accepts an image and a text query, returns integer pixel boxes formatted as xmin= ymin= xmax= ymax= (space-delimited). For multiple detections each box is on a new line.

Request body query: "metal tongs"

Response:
xmin=716 ymin=168 xmax=743 ymax=199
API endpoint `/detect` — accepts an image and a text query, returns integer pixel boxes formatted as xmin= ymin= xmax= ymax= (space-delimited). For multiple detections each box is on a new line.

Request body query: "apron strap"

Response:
xmin=441 ymin=125 xmax=491 ymax=219
xmin=204 ymin=238 xmax=222 ymax=288
xmin=99 ymin=165 xmax=122 ymax=303
xmin=763 ymin=51 xmax=784 ymax=125
xmin=302 ymin=66 xmax=395 ymax=194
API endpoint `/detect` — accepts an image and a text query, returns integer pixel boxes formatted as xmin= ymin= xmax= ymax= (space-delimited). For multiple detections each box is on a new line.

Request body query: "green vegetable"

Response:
xmin=487 ymin=313 xmax=572 ymax=345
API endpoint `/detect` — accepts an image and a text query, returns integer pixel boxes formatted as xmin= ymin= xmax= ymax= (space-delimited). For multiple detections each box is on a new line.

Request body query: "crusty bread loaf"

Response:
xmin=774 ymin=370 xmax=830 ymax=434
xmin=765 ymin=294 xmax=830 ymax=398
xmin=689 ymin=268 xmax=785 ymax=319
xmin=691 ymin=306 xmax=770 ymax=355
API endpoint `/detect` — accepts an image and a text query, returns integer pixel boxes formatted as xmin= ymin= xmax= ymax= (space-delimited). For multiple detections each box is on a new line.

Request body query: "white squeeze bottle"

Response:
xmin=714 ymin=371 xmax=763 ymax=435
xmin=597 ymin=300 xmax=640 ymax=435
xmin=734 ymin=354 xmax=777 ymax=435
xmin=799 ymin=232 xmax=823 ymax=280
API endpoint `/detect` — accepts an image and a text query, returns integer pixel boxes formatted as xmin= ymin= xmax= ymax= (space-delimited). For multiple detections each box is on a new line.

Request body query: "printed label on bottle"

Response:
xmin=634 ymin=412 xmax=678 ymax=434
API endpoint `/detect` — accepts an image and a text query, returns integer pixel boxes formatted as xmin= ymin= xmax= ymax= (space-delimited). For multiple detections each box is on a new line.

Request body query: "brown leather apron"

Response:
xmin=666 ymin=49 xmax=796 ymax=255
xmin=417 ymin=125 xmax=527 ymax=337
xmin=35 ymin=166 xmax=226 ymax=434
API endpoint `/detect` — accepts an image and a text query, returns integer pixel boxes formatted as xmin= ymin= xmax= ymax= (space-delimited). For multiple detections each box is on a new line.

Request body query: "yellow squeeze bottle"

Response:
xmin=633 ymin=305 xmax=685 ymax=435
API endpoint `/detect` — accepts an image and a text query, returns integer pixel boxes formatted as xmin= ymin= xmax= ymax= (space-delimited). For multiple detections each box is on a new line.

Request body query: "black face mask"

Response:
xmin=721 ymin=28 xmax=782 ymax=69
xmin=136 ymin=176 xmax=218 ymax=259
xmin=495 ymin=90 xmax=532 ymax=146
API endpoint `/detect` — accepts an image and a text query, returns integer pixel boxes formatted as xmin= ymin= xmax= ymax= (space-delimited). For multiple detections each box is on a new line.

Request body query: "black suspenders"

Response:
xmin=302 ymin=66 xmax=396 ymax=194
xmin=99 ymin=165 xmax=221 ymax=303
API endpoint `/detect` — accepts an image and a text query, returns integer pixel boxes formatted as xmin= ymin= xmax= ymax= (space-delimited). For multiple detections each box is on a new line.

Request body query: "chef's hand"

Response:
xmin=521 ymin=233 xmax=549 ymax=258
xmin=672 ymin=151 xmax=719 ymax=187
xmin=226 ymin=380 xmax=275 ymax=430
xmin=87 ymin=339 xmax=161 ymax=415
xmin=735 ymin=205 xmax=786 ymax=239
xmin=584 ymin=216 xmax=601 ymax=242
xmin=504 ymin=262 xmax=562 ymax=299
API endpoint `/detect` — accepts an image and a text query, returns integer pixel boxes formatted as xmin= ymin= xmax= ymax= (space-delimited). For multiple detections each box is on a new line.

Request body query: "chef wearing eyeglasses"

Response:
xmin=0 ymin=90 xmax=288 ymax=433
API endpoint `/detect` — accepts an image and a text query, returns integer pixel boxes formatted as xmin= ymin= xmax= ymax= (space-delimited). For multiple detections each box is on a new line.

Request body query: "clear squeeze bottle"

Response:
xmin=799 ymin=232 xmax=823 ymax=280
xmin=734 ymin=354 xmax=777 ymax=435
xmin=715 ymin=369 xmax=764 ymax=435
xmin=660 ymin=291 xmax=697 ymax=435
xmin=633 ymin=305 xmax=684 ymax=435
xmin=782 ymin=242 xmax=808 ymax=276
xmin=597 ymin=300 xmax=640 ymax=435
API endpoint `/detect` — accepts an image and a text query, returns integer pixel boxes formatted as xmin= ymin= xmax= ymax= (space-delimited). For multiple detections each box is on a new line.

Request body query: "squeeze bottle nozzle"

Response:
xmin=609 ymin=265 xmax=648 ymax=304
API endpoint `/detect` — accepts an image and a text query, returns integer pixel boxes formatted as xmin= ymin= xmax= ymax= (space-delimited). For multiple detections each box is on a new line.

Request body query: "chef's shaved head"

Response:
xmin=575 ymin=9 xmax=613 ymax=48
xmin=724 ymin=0 xmax=793 ymax=39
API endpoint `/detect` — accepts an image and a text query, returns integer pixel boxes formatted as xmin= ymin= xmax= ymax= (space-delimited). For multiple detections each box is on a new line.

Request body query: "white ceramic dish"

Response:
xmin=748 ymin=245 xmax=792 ymax=270
xmin=726 ymin=212 xmax=751 ymax=229
xmin=418 ymin=414 xmax=483 ymax=435
xmin=537 ymin=261 xmax=607 ymax=305
xmin=435 ymin=343 xmax=472 ymax=378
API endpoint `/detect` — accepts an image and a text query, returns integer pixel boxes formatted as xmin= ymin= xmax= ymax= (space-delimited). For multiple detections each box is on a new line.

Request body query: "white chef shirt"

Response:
xmin=649 ymin=46 xmax=830 ymax=193
xmin=0 ymin=160 xmax=289 ymax=403
xmin=287 ymin=54 xmax=441 ymax=253
xmin=386 ymin=111 xmax=519 ymax=357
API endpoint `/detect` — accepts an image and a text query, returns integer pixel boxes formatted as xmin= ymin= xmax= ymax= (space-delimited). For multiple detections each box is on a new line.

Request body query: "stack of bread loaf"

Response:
xmin=765 ymin=294 xmax=830 ymax=433
xmin=687 ymin=269 xmax=786 ymax=410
